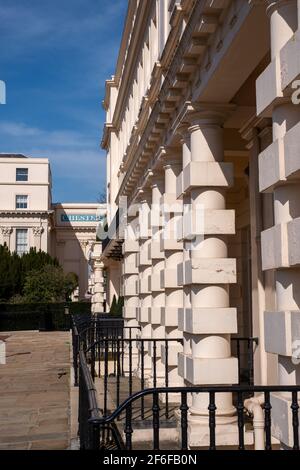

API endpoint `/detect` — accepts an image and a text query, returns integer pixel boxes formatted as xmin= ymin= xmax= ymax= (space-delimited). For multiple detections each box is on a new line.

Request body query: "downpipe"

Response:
xmin=244 ymin=395 xmax=265 ymax=450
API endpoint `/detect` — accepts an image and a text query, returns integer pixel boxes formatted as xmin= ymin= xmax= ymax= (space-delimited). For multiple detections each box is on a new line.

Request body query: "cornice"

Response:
xmin=117 ymin=0 xmax=207 ymax=202
xmin=113 ymin=0 xmax=239 ymax=206
xmin=101 ymin=123 xmax=117 ymax=150
xmin=111 ymin=0 xmax=154 ymax=131
xmin=0 ymin=182 xmax=51 ymax=187
xmin=54 ymin=227 xmax=97 ymax=233
xmin=0 ymin=210 xmax=53 ymax=217
xmin=240 ymin=114 xmax=272 ymax=142
xmin=102 ymin=77 xmax=117 ymax=112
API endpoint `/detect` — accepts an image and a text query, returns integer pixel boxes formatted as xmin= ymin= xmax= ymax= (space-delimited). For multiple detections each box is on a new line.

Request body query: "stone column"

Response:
xmin=0 ymin=227 xmax=13 ymax=251
xmin=91 ymin=242 xmax=105 ymax=314
xmin=137 ymin=191 xmax=153 ymax=377
xmin=123 ymin=213 xmax=140 ymax=323
xmin=161 ymin=157 xmax=184 ymax=388
xmin=89 ymin=272 xmax=95 ymax=313
xmin=177 ymin=127 xmax=193 ymax=391
xmin=79 ymin=241 xmax=89 ymax=300
xmin=122 ymin=209 xmax=140 ymax=371
xmin=33 ymin=226 xmax=44 ymax=251
xmin=178 ymin=107 xmax=239 ymax=447
xmin=258 ymin=0 xmax=300 ymax=449
xmin=149 ymin=173 xmax=166 ymax=385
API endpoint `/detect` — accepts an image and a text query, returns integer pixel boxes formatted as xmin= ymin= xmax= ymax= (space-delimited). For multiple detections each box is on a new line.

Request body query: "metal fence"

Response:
xmin=77 ymin=346 xmax=300 ymax=451
xmin=73 ymin=318 xmax=289 ymax=451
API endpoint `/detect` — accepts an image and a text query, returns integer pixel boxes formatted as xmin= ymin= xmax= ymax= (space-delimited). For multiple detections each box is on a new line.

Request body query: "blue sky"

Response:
xmin=0 ymin=0 xmax=127 ymax=202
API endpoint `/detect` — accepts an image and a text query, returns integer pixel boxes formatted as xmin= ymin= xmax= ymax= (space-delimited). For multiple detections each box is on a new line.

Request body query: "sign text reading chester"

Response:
xmin=61 ymin=214 xmax=103 ymax=223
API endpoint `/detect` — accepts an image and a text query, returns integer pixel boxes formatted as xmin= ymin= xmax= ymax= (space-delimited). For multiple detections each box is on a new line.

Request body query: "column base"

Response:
xmin=176 ymin=411 xmax=254 ymax=449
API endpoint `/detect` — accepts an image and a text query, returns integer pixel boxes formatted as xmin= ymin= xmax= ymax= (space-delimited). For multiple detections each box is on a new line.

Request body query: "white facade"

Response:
xmin=0 ymin=154 xmax=52 ymax=253
xmin=0 ymin=154 xmax=106 ymax=305
xmin=101 ymin=0 xmax=300 ymax=448
xmin=52 ymin=202 xmax=106 ymax=301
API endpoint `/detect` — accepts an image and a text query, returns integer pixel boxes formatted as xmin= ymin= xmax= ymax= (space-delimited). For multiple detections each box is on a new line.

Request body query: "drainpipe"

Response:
xmin=244 ymin=395 xmax=265 ymax=450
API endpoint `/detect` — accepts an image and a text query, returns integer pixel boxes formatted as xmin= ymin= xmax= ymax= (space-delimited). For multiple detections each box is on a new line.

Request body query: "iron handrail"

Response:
xmin=85 ymin=337 xmax=183 ymax=355
xmin=79 ymin=325 xmax=141 ymax=342
xmin=77 ymin=332 xmax=300 ymax=451
xmin=90 ymin=384 xmax=300 ymax=426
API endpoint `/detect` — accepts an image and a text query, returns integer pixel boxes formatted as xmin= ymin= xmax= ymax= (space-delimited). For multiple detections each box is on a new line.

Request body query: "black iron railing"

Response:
xmin=71 ymin=315 xmax=139 ymax=387
xmin=73 ymin=318 xmax=282 ymax=450
xmin=76 ymin=326 xmax=300 ymax=451
xmin=78 ymin=350 xmax=125 ymax=450
xmin=88 ymin=385 xmax=300 ymax=451
xmin=86 ymin=337 xmax=183 ymax=420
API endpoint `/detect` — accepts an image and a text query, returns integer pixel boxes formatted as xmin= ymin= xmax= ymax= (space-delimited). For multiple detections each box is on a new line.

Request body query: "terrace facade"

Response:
xmin=0 ymin=154 xmax=106 ymax=306
xmin=101 ymin=0 xmax=300 ymax=448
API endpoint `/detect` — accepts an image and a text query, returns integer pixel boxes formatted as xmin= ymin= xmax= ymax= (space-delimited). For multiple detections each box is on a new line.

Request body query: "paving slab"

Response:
xmin=0 ymin=331 xmax=71 ymax=450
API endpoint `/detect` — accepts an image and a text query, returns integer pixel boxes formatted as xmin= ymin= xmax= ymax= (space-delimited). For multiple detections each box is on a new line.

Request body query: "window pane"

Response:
xmin=16 ymin=195 xmax=28 ymax=209
xmin=16 ymin=168 xmax=28 ymax=181
xmin=16 ymin=229 xmax=28 ymax=256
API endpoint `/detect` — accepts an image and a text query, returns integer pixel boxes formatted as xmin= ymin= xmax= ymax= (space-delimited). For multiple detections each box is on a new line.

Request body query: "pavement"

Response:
xmin=0 ymin=330 xmax=71 ymax=450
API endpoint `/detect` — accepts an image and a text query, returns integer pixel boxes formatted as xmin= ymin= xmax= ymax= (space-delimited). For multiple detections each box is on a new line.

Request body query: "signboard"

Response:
xmin=60 ymin=214 xmax=104 ymax=223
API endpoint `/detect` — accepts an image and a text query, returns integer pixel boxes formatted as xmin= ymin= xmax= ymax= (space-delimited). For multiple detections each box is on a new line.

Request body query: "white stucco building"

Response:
xmin=101 ymin=0 xmax=300 ymax=449
xmin=0 ymin=154 xmax=106 ymax=307
xmin=0 ymin=154 xmax=52 ymax=253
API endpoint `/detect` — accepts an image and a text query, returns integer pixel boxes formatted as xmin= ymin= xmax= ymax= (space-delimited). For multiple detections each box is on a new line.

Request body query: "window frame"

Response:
xmin=16 ymin=168 xmax=28 ymax=182
xmin=15 ymin=194 xmax=28 ymax=210
xmin=15 ymin=228 xmax=28 ymax=256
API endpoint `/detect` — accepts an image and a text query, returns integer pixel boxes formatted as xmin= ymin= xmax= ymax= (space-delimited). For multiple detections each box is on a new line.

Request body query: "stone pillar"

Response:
xmin=33 ymin=226 xmax=44 ymax=251
xmin=91 ymin=242 xmax=105 ymax=314
xmin=122 ymin=210 xmax=140 ymax=370
xmin=177 ymin=127 xmax=193 ymax=392
xmin=137 ymin=192 xmax=153 ymax=377
xmin=79 ymin=241 xmax=89 ymax=300
xmin=258 ymin=0 xmax=300 ymax=449
xmin=161 ymin=157 xmax=184 ymax=388
xmin=149 ymin=174 xmax=166 ymax=385
xmin=177 ymin=107 xmax=239 ymax=447
xmin=0 ymin=227 xmax=13 ymax=251
xmin=89 ymin=272 xmax=95 ymax=312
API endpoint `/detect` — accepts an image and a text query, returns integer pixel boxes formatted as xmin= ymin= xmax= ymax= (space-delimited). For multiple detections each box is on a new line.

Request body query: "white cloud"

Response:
xmin=0 ymin=120 xmax=106 ymax=201
xmin=0 ymin=120 xmax=96 ymax=148
xmin=0 ymin=0 xmax=124 ymax=201
xmin=0 ymin=121 xmax=42 ymax=137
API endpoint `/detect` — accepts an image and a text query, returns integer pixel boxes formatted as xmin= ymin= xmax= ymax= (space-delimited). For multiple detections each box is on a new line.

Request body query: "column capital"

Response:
xmin=176 ymin=123 xmax=191 ymax=142
xmin=136 ymin=187 xmax=152 ymax=203
xmin=163 ymin=160 xmax=181 ymax=170
xmin=187 ymin=103 xmax=236 ymax=130
xmin=0 ymin=226 xmax=13 ymax=236
xmin=240 ymin=116 xmax=272 ymax=147
xmin=32 ymin=226 xmax=44 ymax=237
xmin=266 ymin=0 xmax=296 ymax=16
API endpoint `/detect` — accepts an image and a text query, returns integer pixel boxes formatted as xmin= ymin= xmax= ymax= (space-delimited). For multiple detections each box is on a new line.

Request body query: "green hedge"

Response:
xmin=0 ymin=302 xmax=91 ymax=332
